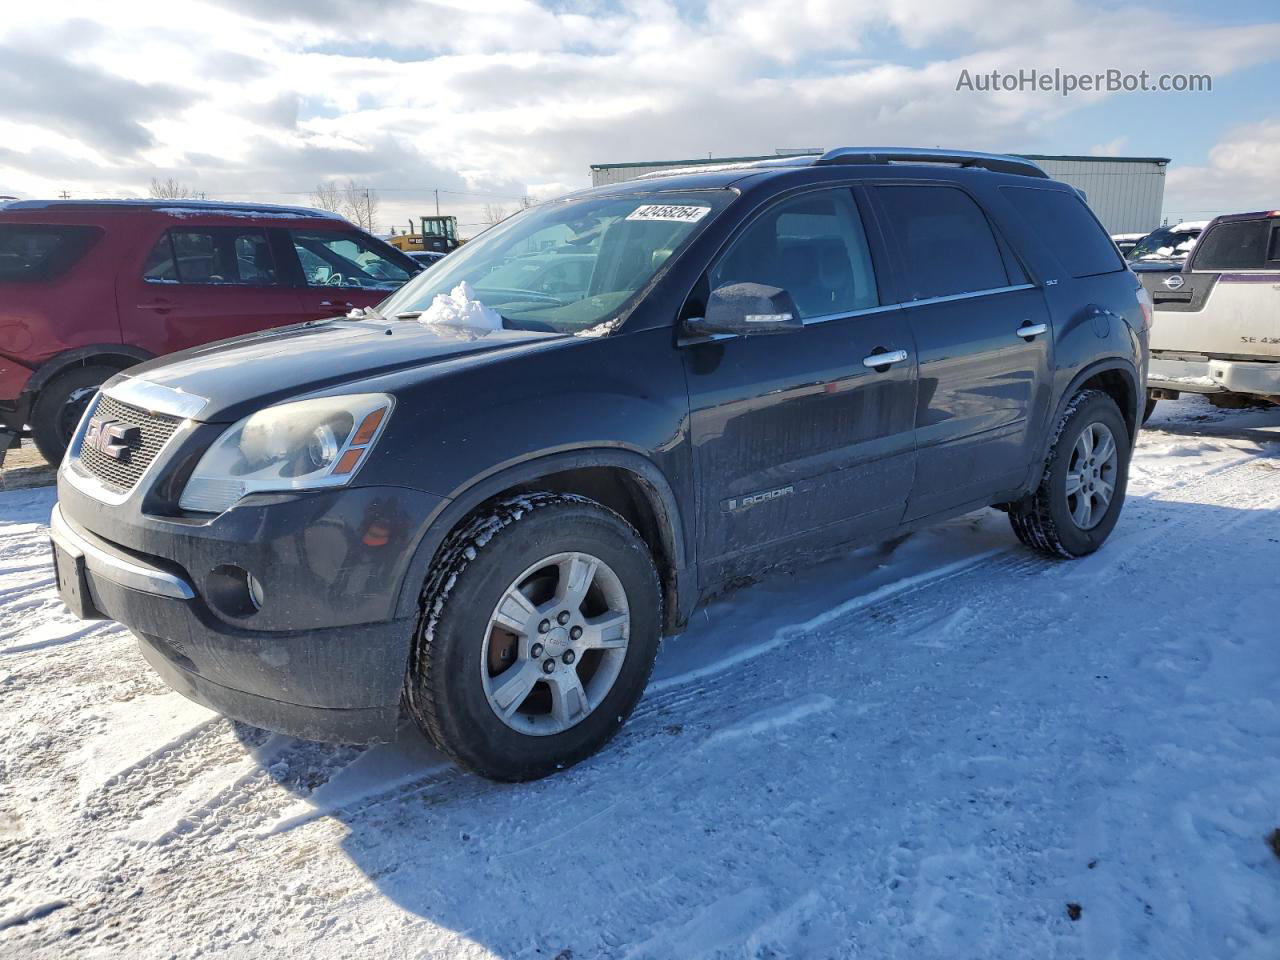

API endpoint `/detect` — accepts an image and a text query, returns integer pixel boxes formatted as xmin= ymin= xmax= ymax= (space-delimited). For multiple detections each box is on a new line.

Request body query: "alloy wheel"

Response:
xmin=481 ymin=552 xmax=630 ymax=736
xmin=1065 ymin=421 xmax=1118 ymax=530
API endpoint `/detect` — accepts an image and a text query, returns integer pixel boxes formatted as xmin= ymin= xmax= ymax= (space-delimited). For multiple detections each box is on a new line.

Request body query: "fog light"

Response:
xmin=247 ymin=572 xmax=265 ymax=611
xmin=207 ymin=564 xmax=263 ymax=619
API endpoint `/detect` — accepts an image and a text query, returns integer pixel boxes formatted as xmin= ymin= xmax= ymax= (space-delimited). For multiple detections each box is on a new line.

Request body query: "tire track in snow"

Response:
xmin=631 ymin=456 xmax=1280 ymax=735
xmin=3 ymin=419 xmax=1278 ymax=957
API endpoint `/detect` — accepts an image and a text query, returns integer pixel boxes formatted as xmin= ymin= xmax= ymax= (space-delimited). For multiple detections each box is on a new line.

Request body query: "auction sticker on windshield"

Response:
xmin=625 ymin=204 xmax=710 ymax=223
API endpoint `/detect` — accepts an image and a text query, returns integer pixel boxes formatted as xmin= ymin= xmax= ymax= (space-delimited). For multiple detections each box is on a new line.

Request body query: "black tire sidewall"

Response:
xmin=31 ymin=365 xmax=116 ymax=463
xmin=412 ymin=500 xmax=661 ymax=780
xmin=1043 ymin=394 xmax=1130 ymax=556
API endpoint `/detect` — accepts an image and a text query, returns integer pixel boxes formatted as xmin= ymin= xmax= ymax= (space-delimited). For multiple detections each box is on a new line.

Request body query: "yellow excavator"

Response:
xmin=388 ymin=215 xmax=461 ymax=254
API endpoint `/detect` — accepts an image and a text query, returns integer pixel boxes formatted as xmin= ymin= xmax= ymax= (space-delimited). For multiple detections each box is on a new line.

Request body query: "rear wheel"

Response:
xmin=1009 ymin=389 xmax=1130 ymax=558
xmin=406 ymin=493 xmax=662 ymax=781
xmin=30 ymin=365 xmax=117 ymax=464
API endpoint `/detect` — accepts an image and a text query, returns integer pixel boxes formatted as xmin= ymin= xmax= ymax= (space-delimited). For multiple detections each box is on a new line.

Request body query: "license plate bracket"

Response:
xmin=50 ymin=539 xmax=104 ymax=620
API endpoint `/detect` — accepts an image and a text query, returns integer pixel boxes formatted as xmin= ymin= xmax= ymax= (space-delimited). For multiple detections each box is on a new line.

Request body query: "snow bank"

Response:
xmin=418 ymin=282 xmax=503 ymax=331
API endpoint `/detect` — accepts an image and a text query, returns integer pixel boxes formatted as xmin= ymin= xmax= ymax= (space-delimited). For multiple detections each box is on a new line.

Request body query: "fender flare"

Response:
xmin=1028 ymin=357 xmax=1141 ymax=489
xmin=391 ymin=447 xmax=694 ymax=632
xmin=25 ymin=344 xmax=154 ymax=397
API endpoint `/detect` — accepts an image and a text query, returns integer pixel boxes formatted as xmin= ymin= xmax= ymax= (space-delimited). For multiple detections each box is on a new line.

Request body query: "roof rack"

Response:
xmin=1 ymin=198 xmax=344 ymax=219
xmin=814 ymin=148 xmax=1048 ymax=179
xmin=633 ymin=155 xmax=815 ymax=181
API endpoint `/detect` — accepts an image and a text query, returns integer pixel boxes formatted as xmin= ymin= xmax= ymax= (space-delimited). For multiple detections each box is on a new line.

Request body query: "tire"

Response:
xmin=1142 ymin=394 xmax=1158 ymax=425
xmin=406 ymin=493 xmax=662 ymax=781
xmin=30 ymin=365 xmax=117 ymax=464
xmin=1009 ymin=389 xmax=1130 ymax=559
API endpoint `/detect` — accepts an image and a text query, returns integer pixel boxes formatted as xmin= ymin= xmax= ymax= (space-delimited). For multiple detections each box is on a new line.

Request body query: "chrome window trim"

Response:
xmin=680 ymin=283 xmax=1038 ymax=342
xmin=800 ymin=302 xmax=899 ymax=327
xmin=49 ymin=503 xmax=195 ymax=600
xmin=898 ymin=283 xmax=1036 ymax=308
xmin=799 ymin=284 xmax=1036 ymax=326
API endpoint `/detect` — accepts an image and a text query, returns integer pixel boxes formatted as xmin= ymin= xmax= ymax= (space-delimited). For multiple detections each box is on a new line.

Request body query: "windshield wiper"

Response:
xmin=346 ymin=305 xmax=387 ymax=321
xmin=395 ymin=311 xmax=423 ymax=319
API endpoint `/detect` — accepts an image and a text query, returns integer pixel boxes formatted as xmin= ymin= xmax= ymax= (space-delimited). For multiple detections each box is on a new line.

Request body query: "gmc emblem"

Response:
xmin=84 ymin=417 xmax=141 ymax=462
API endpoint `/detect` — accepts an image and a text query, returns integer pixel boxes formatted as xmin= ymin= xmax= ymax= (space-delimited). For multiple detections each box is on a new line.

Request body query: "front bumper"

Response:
xmin=51 ymin=475 xmax=447 ymax=742
xmin=1148 ymin=356 xmax=1280 ymax=397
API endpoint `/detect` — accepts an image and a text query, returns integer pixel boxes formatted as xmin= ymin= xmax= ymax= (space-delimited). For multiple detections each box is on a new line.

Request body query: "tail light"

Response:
xmin=1137 ymin=285 xmax=1154 ymax=330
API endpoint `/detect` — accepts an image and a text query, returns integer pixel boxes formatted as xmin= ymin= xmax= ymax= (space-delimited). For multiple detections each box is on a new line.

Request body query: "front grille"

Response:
xmin=77 ymin=394 xmax=181 ymax=493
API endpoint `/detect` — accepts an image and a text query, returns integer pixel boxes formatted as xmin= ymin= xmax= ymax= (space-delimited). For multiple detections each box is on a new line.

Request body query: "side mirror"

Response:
xmin=684 ymin=282 xmax=803 ymax=337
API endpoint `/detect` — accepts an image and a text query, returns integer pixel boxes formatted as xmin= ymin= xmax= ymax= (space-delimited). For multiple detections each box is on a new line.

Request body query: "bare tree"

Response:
xmin=311 ymin=179 xmax=379 ymax=232
xmin=342 ymin=180 xmax=379 ymax=233
xmin=482 ymin=203 xmax=509 ymax=226
xmin=310 ymin=181 xmax=344 ymax=214
xmin=150 ymin=177 xmax=203 ymax=199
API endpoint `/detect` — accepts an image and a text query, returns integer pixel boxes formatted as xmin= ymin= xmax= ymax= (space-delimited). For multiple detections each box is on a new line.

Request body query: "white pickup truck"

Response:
xmin=1140 ymin=210 xmax=1280 ymax=420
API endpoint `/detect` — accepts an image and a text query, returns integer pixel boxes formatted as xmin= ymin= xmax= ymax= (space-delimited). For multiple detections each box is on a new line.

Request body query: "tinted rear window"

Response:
xmin=874 ymin=185 xmax=1009 ymax=300
xmin=1191 ymin=218 xmax=1280 ymax=271
xmin=0 ymin=224 xmax=101 ymax=282
xmin=999 ymin=186 xmax=1124 ymax=278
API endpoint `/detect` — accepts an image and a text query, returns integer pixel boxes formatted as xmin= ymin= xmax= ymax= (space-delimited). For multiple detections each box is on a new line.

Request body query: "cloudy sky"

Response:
xmin=1 ymin=0 xmax=1277 ymax=235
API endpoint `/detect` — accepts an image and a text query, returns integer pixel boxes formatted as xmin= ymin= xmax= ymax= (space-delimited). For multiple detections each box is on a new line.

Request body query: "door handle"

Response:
xmin=318 ymin=300 xmax=354 ymax=309
xmin=136 ymin=301 xmax=173 ymax=313
xmin=1016 ymin=322 xmax=1048 ymax=339
xmin=862 ymin=348 xmax=909 ymax=369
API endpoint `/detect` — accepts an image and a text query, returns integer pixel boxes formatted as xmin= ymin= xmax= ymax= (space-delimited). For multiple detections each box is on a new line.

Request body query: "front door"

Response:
xmin=121 ymin=225 xmax=309 ymax=354
xmin=869 ymin=182 xmax=1053 ymax=520
xmin=287 ymin=228 xmax=415 ymax=320
xmin=682 ymin=187 xmax=918 ymax=584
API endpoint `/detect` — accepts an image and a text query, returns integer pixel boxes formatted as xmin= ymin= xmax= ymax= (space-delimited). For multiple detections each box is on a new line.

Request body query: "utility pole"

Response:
xmin=58 ymin=190 xmax=71 ymax=199
xmin=434 ymin=189 xmax=440 ymax=216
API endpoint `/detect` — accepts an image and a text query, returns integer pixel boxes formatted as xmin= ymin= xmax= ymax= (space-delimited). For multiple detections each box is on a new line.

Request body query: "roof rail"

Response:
xmin=0 ymin=198 xmax=345 ymax=219
xmin=814 ymin=147 xmax=1049 ymax=179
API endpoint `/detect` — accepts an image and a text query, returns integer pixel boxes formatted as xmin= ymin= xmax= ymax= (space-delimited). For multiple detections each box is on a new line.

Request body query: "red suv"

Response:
xmin=0 ymin=199 xmax=421 ymax=464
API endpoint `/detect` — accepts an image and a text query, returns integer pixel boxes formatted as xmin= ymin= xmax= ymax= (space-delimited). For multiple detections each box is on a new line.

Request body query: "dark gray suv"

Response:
xmin=50 ymin=148 xmax=1150 ymax=780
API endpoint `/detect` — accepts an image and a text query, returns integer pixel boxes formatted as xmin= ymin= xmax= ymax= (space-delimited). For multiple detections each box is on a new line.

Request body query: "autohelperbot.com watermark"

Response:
xmin=955 ymin=68 xmax=1212 ymax=96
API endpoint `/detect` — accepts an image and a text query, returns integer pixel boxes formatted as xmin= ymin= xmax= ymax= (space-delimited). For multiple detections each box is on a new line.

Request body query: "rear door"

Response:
xmin=682 ymin=186 xmax=918 ymax=583
xmin=869 ymin=182 xmax=1053 ymax=520
xmin=119 ymin=224 xmax=308 ymax=354
xmin=286 ymin=228 xmax=416 ymax=319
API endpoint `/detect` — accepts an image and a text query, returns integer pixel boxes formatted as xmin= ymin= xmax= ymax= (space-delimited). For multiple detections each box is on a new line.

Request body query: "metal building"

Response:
xmin=589 ymin=152 xmax=1170 ymax=234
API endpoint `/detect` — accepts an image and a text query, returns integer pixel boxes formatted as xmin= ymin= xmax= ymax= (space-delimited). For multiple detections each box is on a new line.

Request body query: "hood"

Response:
xmin=1129 ymin=259 xmax=1185 ymax=273
xmin=113 ymin=318 xmax=565 ymax=422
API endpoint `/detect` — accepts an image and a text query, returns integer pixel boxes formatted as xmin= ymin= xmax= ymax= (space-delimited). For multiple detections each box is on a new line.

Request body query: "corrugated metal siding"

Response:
xmin=1030 ymin=159 xmax=1166 ymax=234
xmin=590 ymin=157 xmax=1167 ymax=234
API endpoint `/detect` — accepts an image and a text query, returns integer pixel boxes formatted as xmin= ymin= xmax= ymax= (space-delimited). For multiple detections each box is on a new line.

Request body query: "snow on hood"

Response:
xmin=418 ymin=282 xmax=504 ymax=331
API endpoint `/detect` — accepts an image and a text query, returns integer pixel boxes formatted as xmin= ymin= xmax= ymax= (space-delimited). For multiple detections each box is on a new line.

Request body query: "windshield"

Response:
xmin=1128 ymin=226 xmax=1200 ymax=262
xmin=379 ymin=191 xmax=730 ymax=333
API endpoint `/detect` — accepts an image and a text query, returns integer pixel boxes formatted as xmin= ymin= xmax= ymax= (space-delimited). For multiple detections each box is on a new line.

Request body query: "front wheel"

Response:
xmin=406 ymin=493 xmax=662 ymax=781
xmin=30 ymin=365 xmax=118 ymax=464
xmin=1009 ymin=389 xmax=1131 ymax=558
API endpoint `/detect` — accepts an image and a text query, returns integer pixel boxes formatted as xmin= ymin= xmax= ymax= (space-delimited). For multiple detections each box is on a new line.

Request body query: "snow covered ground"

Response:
xmin=1 ymin=396 xmax=1278 ymax=959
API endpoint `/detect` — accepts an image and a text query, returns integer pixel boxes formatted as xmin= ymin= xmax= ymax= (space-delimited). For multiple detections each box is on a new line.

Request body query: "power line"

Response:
xmin=210 ymin=186 xmax=529 ymax=202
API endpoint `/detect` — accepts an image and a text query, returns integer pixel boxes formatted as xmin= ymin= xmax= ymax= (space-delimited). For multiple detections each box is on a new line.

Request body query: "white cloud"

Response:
xmin=0 ymin=1 xmax=1277 ymax=235
xmin=1090 ymin=137 xmax=1129 ymax=157
xmin=1165 ymin=119 xmax=1280 ymax=221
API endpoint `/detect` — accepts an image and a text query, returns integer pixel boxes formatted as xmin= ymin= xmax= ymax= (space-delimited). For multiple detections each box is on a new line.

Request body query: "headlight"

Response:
xmin=179 ymin=394 xmax=394 ymax=514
